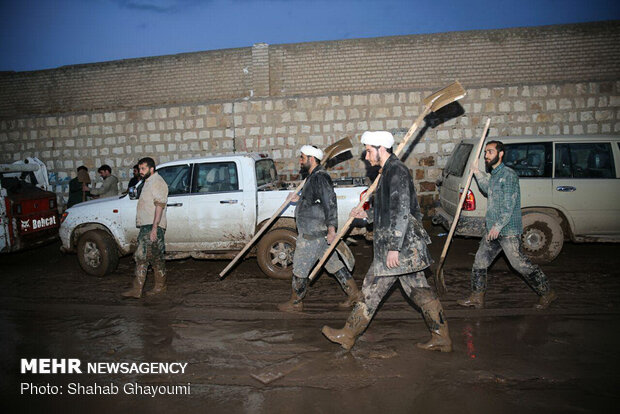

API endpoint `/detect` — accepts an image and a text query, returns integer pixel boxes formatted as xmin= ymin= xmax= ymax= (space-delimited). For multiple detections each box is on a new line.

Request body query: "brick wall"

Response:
xmin=0 ymin=22 xmax=619 ymax=214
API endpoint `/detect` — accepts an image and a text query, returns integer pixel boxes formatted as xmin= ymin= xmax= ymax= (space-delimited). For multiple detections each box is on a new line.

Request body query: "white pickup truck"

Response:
xmin=59 ymin=153 xmax=367 ymax=279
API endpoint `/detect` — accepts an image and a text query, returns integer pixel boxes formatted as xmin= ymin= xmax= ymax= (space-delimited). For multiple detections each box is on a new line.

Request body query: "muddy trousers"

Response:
xmin=362 ymin=271 xmax=440 ymax=321
xmin=322 ymin=270 xmax=451 ymax=351
xmin=124 ymin=225 xmax=166 ymax=298
xmin=471 ymin=235 xmax=551 ymax=296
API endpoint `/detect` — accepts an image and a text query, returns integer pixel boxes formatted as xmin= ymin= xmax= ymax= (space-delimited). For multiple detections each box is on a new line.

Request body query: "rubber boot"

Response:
xmin=335 ymin=268 xmax=363 ymax=308
xmin=122 ymin=264 xmax=147 ymax=299
xmin=534 ymin=290 xmax=557 ymax=310
xmin=322 ymin=302 xmax=371 ymax=351
xmin=456 ymin=292 xmax=485 ymax=309
xmin=277 ymin=288 xmax=304 ymax=312
xmin=145 ymin=267 xmax=167 ymax=297
xmin=416 ymin=298 xmax=453 ymax=352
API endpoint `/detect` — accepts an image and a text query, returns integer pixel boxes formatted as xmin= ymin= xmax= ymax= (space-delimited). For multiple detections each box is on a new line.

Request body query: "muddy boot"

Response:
xmin=322 ymin=302 xmax=371 ymax=351
xmin=417 ymin=298 xmax=452 ymax=353
xmin=145 ymin=268 xmax=167 ymax=297
xmin=456 ymin=292 xmax=485 ymax=309
xmin=122 ymin=264 xmax=147 ymax=299
xmin=334 ymin=268 xmax=363 ymax=309
xmin=277 ymin=288 xmax=304 ymax=312
xmin=534 ymin=290 xmax=557 ymax=310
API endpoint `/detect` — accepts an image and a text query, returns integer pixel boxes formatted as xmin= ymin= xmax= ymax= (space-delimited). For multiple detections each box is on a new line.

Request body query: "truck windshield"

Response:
xmin=255 ymin=159 xmax=278 ymax=188
xmin=444 ymin=143 xmax=473 ymax=177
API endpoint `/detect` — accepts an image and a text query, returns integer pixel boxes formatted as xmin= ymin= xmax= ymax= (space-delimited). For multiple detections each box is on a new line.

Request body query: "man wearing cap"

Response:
xmin=278 ymin=145 xmax=362 ymax=312
xmin=322 ymin=131 xmax=452 ymax=352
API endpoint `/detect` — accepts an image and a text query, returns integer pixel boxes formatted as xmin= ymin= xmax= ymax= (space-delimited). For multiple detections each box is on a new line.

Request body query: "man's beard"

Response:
xmin=140 ymin=171 xmax=151 ymax=181
xmin=485 ymin=154 xmax=500 ymax=172
xmin=299 ymin=160 xmax=312 ymax=179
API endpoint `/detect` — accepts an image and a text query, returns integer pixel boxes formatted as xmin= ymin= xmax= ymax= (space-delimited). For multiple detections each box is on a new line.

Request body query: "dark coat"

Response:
xmin=369 ymin=154 xmax=432 ymax=276
xmin=294 ymin=165 xmax=338 ymax=238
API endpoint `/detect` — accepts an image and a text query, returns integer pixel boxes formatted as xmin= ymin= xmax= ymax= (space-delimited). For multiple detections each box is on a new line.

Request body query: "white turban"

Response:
xmin=360 ymin=131 xmax=394 ymax=148
xmin=300 ymin=145 xmax=324 ymax=160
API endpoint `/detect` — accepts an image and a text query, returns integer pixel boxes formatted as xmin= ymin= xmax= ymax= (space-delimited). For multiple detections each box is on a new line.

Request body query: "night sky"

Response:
xmin=1 ymin=0 xmax=618 ymax=72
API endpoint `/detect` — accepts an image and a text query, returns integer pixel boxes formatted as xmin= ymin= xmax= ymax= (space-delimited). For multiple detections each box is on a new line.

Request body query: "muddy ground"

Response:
xmin=2 ymin=224 xmax=620 ymax=413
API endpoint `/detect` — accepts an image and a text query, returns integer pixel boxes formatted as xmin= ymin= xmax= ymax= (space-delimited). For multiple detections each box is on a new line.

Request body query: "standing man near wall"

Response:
xmin=67 ymin=166 xmax=90 ymax=208
xmin=88 ymin=164 xmax=119 ymax=199
xmin=322 ymin=131 xmax=452 ymax=352
xmin=122 ymin=157 xmax=169 ymax=299
xmin=278 ymin=145 xmax=362 ymax=312
xmin=127 ymin=164 xmax=140 ymax=190
xmin=457 ymin=140 xmax=558 ymax=310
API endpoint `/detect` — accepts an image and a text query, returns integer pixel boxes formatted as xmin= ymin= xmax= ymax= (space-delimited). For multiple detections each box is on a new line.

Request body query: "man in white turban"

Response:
xmin=322 ymin=131 xmax=452 ymax=352
xmin=278 ymin=145 xmax=362 ymax=312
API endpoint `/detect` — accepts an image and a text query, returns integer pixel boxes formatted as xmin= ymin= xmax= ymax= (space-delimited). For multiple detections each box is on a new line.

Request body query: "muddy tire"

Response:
xmin=521 ymin=212 xmax=563 ymax=264
xmin=256 ymin=228 xmax=297 ymax=280
xmin=77 ymin=230 xmax=119 ymax=277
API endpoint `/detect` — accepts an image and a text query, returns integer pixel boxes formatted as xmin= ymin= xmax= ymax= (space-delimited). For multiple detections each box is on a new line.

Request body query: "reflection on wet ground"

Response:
xmin=2 ymin=230 xmax=620 ymax=412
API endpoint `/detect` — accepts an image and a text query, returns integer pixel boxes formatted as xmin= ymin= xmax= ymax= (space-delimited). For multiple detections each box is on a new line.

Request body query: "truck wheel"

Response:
xmin=256 ymin=228 xmax=296 ymax=280
xmin=521 ymin=212 xmax=563 ymax=264
xmin=77 ymin=230 xmax=119 ymax=277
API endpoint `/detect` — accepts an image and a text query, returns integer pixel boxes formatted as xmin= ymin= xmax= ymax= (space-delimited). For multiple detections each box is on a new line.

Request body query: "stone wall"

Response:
xmin=2 ymin=80 xmax=618 ymax=213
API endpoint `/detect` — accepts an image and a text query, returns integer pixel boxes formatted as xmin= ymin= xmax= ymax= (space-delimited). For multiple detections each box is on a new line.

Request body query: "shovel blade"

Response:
xmin=323 ymin=137 xmax=352 ymax=163
xmin=423 ymin=81 xmax=467 ymax=112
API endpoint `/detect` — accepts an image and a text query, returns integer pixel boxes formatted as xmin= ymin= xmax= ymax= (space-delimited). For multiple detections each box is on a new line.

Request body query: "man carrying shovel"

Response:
xmin=457 ymin=140 xmax=557 ymax=310
xmin=322 ymin=131 xmax=452 ymax=352
xmin=277 ymin=145 xmax=362 ymax=312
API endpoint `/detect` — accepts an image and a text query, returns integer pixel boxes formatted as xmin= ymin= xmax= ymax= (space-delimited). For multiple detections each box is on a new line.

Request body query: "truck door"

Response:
xmin=187 ymin=160 xmax=255 ymax=250
xmin=553 ymin=142 xmax=620 ymax=236
xmin=155 ymin=163 xmax=193 ymax=250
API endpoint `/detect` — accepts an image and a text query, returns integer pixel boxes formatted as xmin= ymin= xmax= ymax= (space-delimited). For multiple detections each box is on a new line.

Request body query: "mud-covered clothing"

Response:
xmin=472 ymin=235 xmax=551 ymax=295
xmin=293 ymin=236 xmax=345 ymax=279
xmin=134 ymin=225 xmax=166 ymax=272
xmin=67 ymin=177 xmax=89 ymax=208
xmin=361 ymin=268 xmax=430 ymax=315
xmin=90 ymin=175 xmax=119 ymax=198
xmin=474 ymin=163 xmax=522 ymax=236
xmin=369 ymin=154 xmax=432 ymax=276
xmin=294 ymin=165 xmax=338 ymax=238
xmin=136 ymin=173 xmax=168 ymax=229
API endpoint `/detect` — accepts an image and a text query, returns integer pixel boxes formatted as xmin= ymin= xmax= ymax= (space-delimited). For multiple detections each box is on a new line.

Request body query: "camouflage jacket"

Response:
xmin=369 ymin=154 xmax=432 ymax=276
xmin=294 ymin=165 xmax=338 ymax=237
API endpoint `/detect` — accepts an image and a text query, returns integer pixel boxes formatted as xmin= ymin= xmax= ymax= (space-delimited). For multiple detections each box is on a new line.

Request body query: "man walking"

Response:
xmin=322 ymin=131 xmax=452 ymax=352
xmin=122 ymin=157 xmax=169 ymax=299
xmin=457 ymin=140 xmax=557 ymax=310
xmin=278 ymin=145 xmax=362 ymax=312
xmin=89 ymin=164 xmax=119 ymax=199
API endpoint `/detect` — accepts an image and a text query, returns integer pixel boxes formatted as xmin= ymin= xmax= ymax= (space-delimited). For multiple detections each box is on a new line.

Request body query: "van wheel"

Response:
xmin=521 ymin=213 xmax=563 ymax=264
xmin=77 ymin=230 xmax=119 ymax=277
xmin=256 ymin=228 xmax=297 ymax=280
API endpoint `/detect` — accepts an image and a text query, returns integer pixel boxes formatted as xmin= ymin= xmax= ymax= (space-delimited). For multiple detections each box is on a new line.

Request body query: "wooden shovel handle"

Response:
xmin=435 ymin=118 xmax=491 ymax=291
xmin=219 ymin=179 xmax=305 ymax=278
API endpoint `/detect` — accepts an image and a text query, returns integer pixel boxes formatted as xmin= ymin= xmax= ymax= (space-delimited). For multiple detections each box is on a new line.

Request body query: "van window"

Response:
xmin=555 ymin=143 xmax=616 ymax=179
xmin=504 ymin=142 xmax=552 ymax=178
xmin=194 ymin=162 xmax=239 ymax=193
xmin=444 ymin=143 xmax=473 ymax=177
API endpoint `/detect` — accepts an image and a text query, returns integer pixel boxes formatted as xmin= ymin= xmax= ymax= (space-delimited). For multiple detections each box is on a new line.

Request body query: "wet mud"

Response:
xmin=1 ymin=224 xmax=620 ymax=413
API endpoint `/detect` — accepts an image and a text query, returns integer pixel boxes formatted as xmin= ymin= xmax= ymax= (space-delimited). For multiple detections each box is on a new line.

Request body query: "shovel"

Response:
xmin=435 ymin=118 xmax=490 ymax=294
xmin=308 ymin=81 xmax=467 ymax=282
xmin=219 ymin=137 xmax=353 ymax=279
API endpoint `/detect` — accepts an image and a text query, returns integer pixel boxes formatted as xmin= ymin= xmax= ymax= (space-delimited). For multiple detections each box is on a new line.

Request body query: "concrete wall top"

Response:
xmin=1 ymin=20 xmax=619 ymax=117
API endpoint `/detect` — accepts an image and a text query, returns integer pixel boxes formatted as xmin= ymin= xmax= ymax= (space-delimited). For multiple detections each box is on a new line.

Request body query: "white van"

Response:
xmin=434 ymin=135 xmax=620 ymax=263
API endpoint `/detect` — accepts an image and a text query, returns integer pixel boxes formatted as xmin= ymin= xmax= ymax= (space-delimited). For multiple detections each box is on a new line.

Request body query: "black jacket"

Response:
xmin=294 ymin=165 xmax=338 ymax=237
xmin=369 ymin=154 xmax=432 ymax=276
